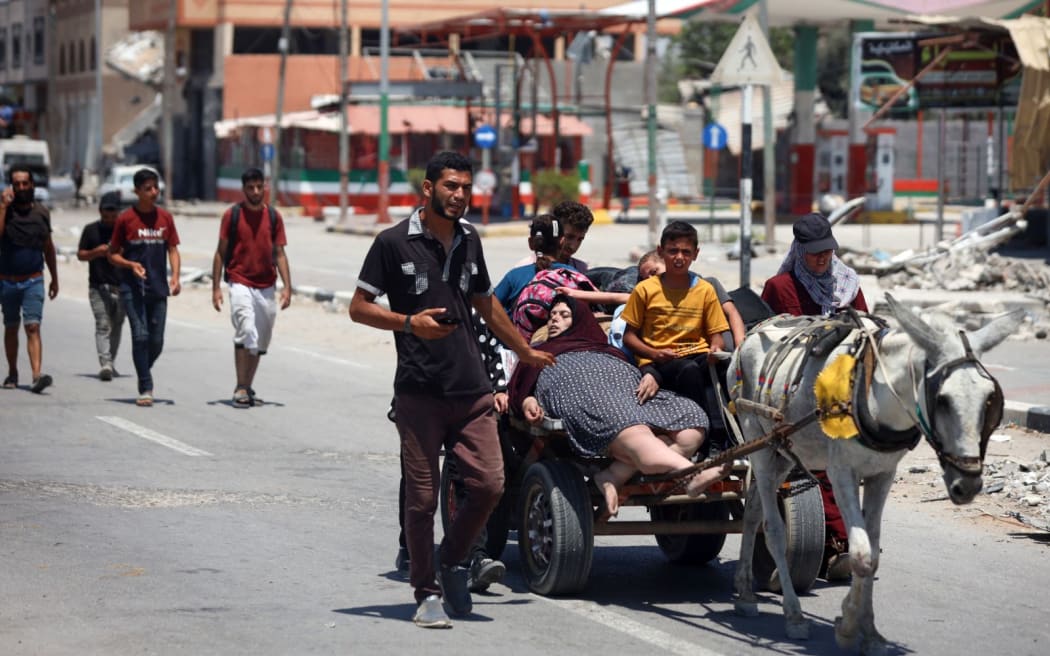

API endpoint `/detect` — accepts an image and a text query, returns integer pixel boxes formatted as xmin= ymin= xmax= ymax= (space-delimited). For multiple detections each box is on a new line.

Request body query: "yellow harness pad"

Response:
xmin=814 ymin=354 xmax=860 ymax=439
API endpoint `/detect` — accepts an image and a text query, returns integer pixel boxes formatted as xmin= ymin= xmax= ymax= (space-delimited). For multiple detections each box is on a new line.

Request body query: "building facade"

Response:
xmin=126 ymin=0 xmax=643 ymax=200
xmin=47 ymin=0 xmax=159 ymax=174
xmin=0 ymin=0 xmax=49 ymax=138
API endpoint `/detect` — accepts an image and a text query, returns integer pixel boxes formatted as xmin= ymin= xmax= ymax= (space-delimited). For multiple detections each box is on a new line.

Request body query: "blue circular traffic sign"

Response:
xmin=474 ymin=124 xmax=497 ymax=150
xmin=260 ymin=143 xmax=275 ymax=162
xmin=703 ymin=123 xmax=728 ymax=151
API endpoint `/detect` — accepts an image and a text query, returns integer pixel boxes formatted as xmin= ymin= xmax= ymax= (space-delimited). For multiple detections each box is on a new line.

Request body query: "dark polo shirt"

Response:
xmin=357 ymin=209 xmax=494 ymax=397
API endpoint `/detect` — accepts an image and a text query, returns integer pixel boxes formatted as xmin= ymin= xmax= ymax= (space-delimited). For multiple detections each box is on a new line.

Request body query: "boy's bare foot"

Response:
xmin=685 ymin=463 xmax=732 ymax=497
xmin=592 ymin=470 xmax=621 ymax=519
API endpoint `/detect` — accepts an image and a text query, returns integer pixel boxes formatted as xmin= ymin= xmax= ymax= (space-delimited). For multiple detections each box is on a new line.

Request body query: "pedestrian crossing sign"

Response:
xmin=711 ymin=14 xmax=784 ymax=87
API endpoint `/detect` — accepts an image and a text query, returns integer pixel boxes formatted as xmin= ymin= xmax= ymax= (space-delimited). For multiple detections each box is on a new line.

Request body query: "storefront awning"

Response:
xmin=215 ymin=106 xmax=591 ymax=139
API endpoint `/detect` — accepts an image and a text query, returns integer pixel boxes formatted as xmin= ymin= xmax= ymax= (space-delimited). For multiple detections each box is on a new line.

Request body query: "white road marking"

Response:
xmin=984 ymin=363 xmax=1015 ymax=372
xmin=532 ymin=595 xmax=724 ymax=656
xmin=97 ymin=416 xmax=213 ymax=457
xmin=284 ymin=346 xmax=370 ymax=369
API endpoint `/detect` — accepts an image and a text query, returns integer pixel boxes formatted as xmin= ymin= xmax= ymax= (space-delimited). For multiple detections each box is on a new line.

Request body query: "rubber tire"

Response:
xmin=652 ymin=501 xmax=730 ymax=565
xmin=439 ymin=454 xmax=511 ymax=560
xmin=517 ymin=460 xmax=594 ymax=596
xmin=752 ymin=481 xmax=826 ymax=594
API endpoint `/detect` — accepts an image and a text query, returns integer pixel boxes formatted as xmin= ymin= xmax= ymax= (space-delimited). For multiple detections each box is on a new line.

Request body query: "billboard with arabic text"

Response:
xmin=852 ymin=32 xmax=1022 ymax=114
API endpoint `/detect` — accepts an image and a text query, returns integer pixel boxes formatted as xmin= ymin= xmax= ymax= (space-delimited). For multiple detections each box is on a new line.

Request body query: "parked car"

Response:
xmin=97 ymin=165 xmax=166 ymax=206
xmin=0 ymin=135 xmax=52 ymax=206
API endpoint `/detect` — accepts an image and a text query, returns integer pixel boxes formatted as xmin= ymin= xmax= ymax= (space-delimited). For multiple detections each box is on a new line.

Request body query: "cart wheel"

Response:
xmin=752 ymin=480 xmax=825 ymax=594
xmin=439 ymin=454 xmax=511 ymax=560
xmin=652 ymin=501 xmax=730 ymax=565
xmin=517 ymin=460 xmax=594 ymax=595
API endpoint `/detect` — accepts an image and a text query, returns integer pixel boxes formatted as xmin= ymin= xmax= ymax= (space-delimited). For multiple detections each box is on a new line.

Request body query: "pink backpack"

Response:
xmin=512 ymin=267 xmax=596 ymax=339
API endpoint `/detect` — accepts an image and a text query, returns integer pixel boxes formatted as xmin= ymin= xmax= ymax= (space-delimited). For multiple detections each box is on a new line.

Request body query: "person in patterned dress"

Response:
xmin=508 ymin=294 xmax=729 ymax=516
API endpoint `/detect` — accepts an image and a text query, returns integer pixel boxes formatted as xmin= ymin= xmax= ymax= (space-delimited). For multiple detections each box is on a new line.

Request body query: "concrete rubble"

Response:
xmin=902 ymin=439 xmax=1050 ymax=532
xmin=839 ymin=211 xmax=1050 ymax=338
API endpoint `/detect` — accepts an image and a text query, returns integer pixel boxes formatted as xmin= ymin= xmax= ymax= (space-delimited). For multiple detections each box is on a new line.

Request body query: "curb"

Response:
xmin=1004 ymin=401 xmax=1050 ymax=433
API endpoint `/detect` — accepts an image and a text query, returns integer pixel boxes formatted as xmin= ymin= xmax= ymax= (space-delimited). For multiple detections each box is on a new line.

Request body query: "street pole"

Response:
xmin=162 ymin=0 xmax=176 ymax=201
xmin=936 ymin=108 xmax=946 ymax=243
xmin=271 ymin=0 xmax=293 ymax=207
xmin=740 ymin=84 xmax=754 ymax=288
xmin=337 ymin=0 xmax=349 ymax=224
xmin=645 ymin=0 xmax=660 ymax=248
xmin=377 ymin=0 xmax=390 ymax=223
xmin=93 ymin=0 xmax=103 ymax=172
xmin=759 ymin=0 xmax=775 ymax=252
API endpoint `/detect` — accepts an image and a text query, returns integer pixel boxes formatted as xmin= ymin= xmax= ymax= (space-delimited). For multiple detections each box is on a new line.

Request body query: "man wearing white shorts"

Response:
xmin=211 ymin=168 xmax=292 ymax=407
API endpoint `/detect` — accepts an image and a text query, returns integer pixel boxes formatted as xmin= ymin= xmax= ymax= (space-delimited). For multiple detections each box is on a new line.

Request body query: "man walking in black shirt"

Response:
xmin=350 ymin=151 xmax=554 ymax=628
xmin=77 ymin=191 xmax=126 ymax=381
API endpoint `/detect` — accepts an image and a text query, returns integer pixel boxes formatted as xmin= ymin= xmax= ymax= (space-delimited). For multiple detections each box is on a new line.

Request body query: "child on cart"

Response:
xmin=621 ymin=221 xmax=730 ymax=409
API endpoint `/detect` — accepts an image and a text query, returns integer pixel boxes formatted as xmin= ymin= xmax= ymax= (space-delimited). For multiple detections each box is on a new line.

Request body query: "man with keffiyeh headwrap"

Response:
xmin=759 ymin=212 xmax=866 ymax=586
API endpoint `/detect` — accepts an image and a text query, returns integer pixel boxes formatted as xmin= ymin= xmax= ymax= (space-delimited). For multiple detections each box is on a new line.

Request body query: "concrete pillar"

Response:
xmin=351 ymin=25 xmax=361 ymax=57
xmin=848 ymin=20 xmax=875 ymax=201
xmin=791 ymin=25 xmax=818 ymax=216
xmin=202 ymin=22 xmax=234 ymax=199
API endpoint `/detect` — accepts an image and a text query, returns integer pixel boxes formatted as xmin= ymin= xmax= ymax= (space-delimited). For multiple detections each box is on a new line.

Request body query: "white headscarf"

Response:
xmin=777 ymin=241 xmax=860 ymax=316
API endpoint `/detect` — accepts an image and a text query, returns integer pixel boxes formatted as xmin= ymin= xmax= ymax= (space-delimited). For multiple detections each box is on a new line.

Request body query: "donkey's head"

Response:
xmin=886 ymin=294 xmax=1023 ymax=504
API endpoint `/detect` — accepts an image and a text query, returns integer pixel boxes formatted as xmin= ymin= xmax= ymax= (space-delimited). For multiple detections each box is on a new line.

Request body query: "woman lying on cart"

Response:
xmin=507 ymin=294 xmax=729 ymax=517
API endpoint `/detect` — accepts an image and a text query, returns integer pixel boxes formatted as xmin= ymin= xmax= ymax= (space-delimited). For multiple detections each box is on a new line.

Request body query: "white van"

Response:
xmin=0 ymin=136 xmax=52 ymax=205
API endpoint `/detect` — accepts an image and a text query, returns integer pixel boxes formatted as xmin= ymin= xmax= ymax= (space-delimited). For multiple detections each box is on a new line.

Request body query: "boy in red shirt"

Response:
xmin=108 ymin=168 xmax=181 ymax=407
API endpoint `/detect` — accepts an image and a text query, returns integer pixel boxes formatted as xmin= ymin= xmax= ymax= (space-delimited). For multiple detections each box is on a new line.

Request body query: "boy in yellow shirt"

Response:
xmin=622 ymin=221 xmax=729 ymax=406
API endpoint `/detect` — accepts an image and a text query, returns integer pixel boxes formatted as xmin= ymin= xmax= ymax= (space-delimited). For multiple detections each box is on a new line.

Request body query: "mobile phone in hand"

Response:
xmin=435 ymin=313 xmax=462 ymax=325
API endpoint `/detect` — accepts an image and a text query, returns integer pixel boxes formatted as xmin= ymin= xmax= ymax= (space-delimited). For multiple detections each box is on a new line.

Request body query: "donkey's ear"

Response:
xmin=885 ymin=293 xmax=942 ymax=357
xmin=968 ymin=309 xmax=1024 ymax=355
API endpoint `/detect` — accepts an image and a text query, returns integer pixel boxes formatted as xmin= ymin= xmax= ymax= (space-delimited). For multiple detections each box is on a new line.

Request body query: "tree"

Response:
xmin=664 ymin=20 xmax=857 ymax=119
xmin=675 ymin=21 xmax=795 ymax=78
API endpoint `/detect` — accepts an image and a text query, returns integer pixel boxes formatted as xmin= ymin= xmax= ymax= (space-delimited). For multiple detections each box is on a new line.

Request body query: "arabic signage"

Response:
xmin=852 ymin=32 xmax=1022 ymax=114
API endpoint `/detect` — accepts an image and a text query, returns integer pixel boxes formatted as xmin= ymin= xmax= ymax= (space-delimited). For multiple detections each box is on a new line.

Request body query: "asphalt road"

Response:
xmin=2 ymin=205 xmax=1049 ymax=654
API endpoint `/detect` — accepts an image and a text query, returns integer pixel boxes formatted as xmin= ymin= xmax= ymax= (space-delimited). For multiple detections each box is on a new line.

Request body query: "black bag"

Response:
xmin=728 ymin=286 xmax=775 ymax=329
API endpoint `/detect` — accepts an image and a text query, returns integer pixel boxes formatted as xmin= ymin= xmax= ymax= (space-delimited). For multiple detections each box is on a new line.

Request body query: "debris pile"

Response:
xmin=869 ymin=250 xmax=1050 ymax=300
xmin=983 ymin=450 xmax=1050 ymax=531
xmin=904 ymin=443 xmax=1050 ymax=532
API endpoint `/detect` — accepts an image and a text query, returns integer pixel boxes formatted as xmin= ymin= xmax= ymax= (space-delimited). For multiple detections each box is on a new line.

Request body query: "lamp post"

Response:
xmin=337 ymin=0 xmax=349 ymax=224
xmin=377 ymin=0 xmax=391 ymax=223
xmin=162 ymin=0 xmax=176 ymax=200
xmin=645 ymin=0 xmax=660 ymax=248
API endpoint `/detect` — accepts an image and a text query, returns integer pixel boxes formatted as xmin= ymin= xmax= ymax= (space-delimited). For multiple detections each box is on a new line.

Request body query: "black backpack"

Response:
xmin=222 ymin=203 xmax=278 ymax=282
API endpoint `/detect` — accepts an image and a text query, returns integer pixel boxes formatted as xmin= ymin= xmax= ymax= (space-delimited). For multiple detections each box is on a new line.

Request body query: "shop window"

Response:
xmin=0 ymin=28 xmax=7 ymax=71
xmin=59 ymin=43 xmax=65 ymax=75
xmin=79 ymin=40 xmax=85 ymax=73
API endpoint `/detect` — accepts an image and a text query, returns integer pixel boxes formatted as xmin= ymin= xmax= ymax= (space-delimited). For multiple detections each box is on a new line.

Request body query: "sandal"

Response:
xmin=136 ymin=392 xmax=154 ymax=407
xmin=31 ymin=374 xmax=53 ymax=394
xmin=233 ymin=388 xmax=251 ymax=408
xmin=2 ymin=374 xmax=17 ymax=389
xmin=248 ymin=388 xmax=263 ymax=406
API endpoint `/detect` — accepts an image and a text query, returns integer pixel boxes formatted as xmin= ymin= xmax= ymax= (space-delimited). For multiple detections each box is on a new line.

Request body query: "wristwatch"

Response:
xmin=403 ymin=314 xmax=413 ymax=335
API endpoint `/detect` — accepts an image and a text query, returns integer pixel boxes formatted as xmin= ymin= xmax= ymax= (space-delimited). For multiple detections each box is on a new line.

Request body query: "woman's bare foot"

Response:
xmin=685 ymin=463 xmax=732 ymax=497
xmin=592 ymin=470 xmax=621 ymax=518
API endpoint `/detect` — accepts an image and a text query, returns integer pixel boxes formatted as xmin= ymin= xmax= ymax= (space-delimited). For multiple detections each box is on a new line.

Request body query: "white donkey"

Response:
xmin=729 ymin=294 xmax=1022 ymax=655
